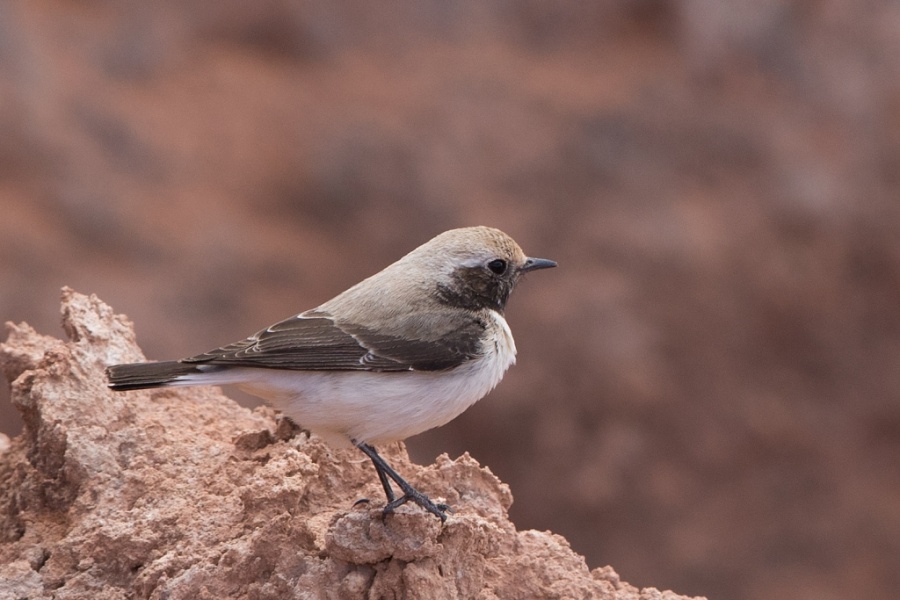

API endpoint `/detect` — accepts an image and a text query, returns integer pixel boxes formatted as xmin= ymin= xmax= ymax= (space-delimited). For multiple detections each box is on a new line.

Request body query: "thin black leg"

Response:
xmin=354 ymin=441 xmax=451 ymax=522
xmin=373 ymin=456 xmax=396 ymax=503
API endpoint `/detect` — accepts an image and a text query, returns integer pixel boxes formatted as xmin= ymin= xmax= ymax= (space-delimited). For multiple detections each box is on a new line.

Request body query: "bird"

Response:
xmin=107 ymin=226 xmax=556 ymax=521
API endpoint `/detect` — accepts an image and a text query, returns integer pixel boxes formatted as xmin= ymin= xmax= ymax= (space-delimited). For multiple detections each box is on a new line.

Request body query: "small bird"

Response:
xmin=107 ymin=226 xmax=556 ymax=521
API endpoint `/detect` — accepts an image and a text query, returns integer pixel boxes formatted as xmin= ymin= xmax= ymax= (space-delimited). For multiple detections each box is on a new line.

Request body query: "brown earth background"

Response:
xmin=1 ymin=2 xmax=899 ymax=599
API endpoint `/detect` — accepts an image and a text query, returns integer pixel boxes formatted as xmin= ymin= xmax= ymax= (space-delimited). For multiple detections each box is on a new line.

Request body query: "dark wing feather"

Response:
xmin=182 ymin=311 xmax=485 ymax=372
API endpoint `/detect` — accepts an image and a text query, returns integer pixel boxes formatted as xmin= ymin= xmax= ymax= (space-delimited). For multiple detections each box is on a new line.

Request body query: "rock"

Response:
xmin=0 ymin=289 xmax=704 ymax=600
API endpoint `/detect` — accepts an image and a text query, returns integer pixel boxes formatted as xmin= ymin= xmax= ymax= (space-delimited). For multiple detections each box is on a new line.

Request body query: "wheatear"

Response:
xmin=107 ymin=226 xmax=556 ymax=521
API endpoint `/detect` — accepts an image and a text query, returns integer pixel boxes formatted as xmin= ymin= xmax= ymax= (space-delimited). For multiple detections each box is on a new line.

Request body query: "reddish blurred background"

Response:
xmin=2 ymin=2 xmax=899 ymax=599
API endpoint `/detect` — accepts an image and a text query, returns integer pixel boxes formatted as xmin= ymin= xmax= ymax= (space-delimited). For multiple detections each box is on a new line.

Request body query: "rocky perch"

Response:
xmin=0 ymin=289 xmax=704 ymax=600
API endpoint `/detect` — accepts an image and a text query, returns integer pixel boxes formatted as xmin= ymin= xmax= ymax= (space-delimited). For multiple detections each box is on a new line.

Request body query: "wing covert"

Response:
xmin=182 ymin=311 xmax=486 ymax=372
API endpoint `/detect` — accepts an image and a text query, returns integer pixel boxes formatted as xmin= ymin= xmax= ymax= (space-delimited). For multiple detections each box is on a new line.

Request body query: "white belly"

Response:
xmin=227 ymin=314 xmax=517 ymax=446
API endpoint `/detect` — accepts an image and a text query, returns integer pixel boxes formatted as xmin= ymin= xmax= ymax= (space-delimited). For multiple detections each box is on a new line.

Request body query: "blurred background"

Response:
xmin=1 ymin=2 xmax=899 ymax=599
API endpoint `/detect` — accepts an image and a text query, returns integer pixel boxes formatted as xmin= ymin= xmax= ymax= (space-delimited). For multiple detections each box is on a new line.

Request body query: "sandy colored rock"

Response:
xmin=0 ymin=289 xmax=703 ymax=600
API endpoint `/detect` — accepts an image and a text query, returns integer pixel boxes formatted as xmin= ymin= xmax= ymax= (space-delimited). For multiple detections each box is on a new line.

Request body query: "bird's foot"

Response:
xmin=353 ymin=441 xmax=451 ymax=522
xmin=382 ymin=487 xmax=452 ymax=523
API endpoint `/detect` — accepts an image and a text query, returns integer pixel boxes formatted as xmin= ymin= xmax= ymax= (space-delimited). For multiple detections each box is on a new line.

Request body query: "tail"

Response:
xmin=107 ymin=361 xmax=212 ymax=391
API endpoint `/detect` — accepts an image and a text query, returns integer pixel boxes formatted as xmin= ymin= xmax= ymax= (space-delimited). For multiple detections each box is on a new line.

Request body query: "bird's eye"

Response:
xmin=487 ymin=259 xmax=508 ymax=275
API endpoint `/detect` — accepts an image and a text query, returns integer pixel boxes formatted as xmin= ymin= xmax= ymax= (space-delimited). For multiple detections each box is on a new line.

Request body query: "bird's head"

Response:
xmin=409 ymin=226 xmax=557 ymax=313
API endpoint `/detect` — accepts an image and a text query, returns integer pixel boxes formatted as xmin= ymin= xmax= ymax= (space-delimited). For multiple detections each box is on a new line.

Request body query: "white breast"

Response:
xmin=228 ymin=311 xmax=517 ymax=447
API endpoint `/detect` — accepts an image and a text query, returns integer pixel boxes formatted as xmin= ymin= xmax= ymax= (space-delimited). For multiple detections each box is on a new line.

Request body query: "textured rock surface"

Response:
xmin=0 ymin=289 xmax=703 ymax=600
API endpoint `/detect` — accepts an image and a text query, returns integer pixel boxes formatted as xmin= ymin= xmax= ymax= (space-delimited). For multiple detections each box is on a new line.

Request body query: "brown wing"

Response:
xmin=182 ymin=310 xmax=486 ymax=372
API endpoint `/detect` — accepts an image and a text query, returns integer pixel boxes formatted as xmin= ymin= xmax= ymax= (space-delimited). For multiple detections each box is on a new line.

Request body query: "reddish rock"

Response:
xmin=0 ymin=289 xmax=703 ymax=600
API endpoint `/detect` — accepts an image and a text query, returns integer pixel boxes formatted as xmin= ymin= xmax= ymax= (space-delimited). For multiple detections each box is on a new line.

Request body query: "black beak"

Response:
xmin=521 ymin=257 xmax=558 ymax=272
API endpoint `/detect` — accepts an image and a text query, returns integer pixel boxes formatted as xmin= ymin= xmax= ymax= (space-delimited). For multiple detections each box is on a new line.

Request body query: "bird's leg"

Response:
xmin=354 ymin=441 xmax=451 ymax=522
xmin=373 ymin=455 xmax=397 ymax=503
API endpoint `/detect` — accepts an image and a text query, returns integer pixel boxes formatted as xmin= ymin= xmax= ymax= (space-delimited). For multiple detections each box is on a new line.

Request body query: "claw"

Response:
xmin=382 ymin=491 xmax=449 ymax=522
xmin=354 ymin=441 xmax=452 ymax=523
